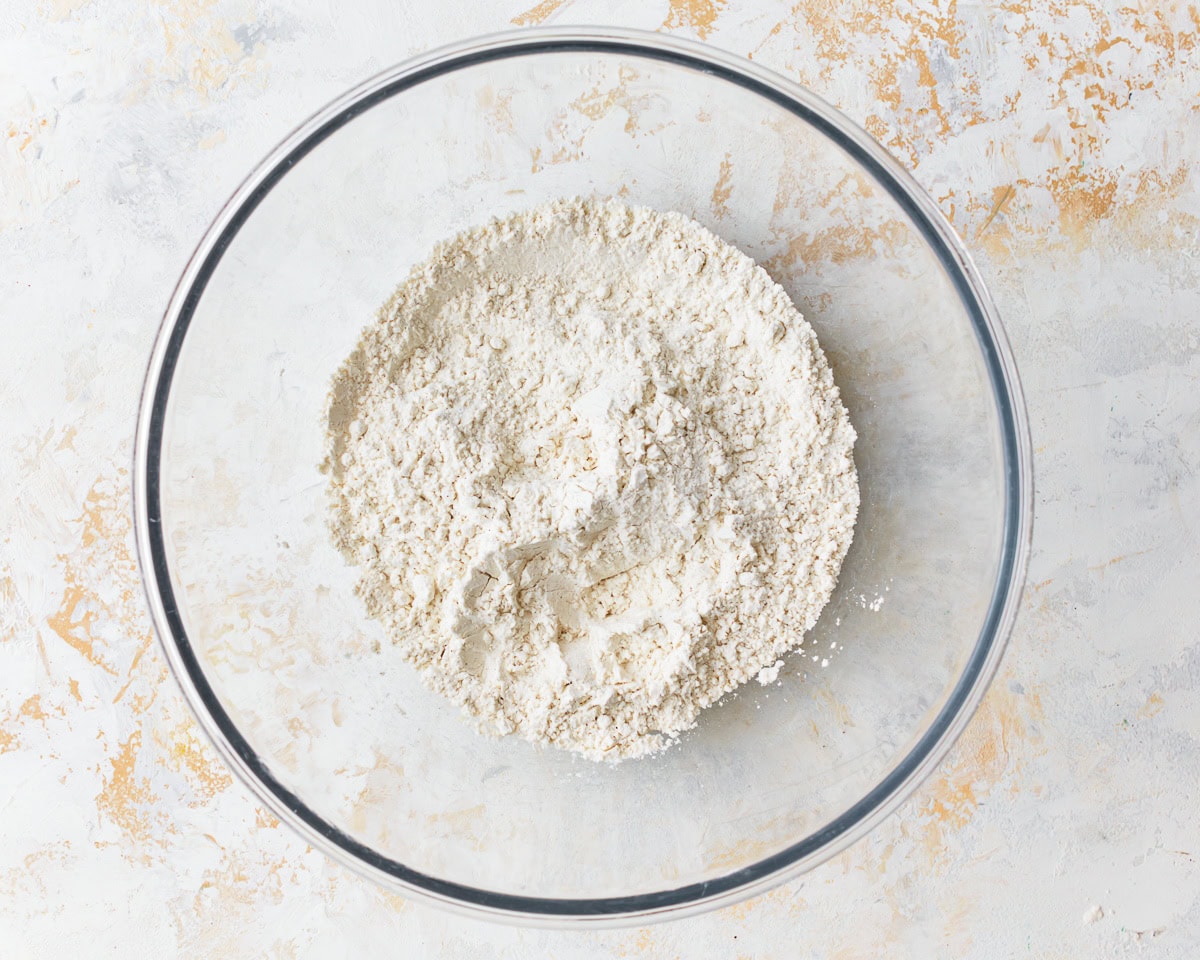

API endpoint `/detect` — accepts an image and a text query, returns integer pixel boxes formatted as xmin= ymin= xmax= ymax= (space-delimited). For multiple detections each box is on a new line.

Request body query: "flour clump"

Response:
xmin=324 ymin=198 xmax=858 ymax=760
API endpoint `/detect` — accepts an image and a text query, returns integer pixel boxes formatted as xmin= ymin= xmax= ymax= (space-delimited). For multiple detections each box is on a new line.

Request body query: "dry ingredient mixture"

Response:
xmin=324 ymin=198 xmax=858 ymax=760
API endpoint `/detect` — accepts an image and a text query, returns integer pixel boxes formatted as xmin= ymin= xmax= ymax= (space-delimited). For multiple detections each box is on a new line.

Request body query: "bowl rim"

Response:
xmin=133 ymin=25 xmax=1033 ymax=928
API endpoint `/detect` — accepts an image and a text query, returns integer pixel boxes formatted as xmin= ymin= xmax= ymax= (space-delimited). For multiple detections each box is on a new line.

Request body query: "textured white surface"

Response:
xmin=1 ymin=1 xmax=1198 ymax=956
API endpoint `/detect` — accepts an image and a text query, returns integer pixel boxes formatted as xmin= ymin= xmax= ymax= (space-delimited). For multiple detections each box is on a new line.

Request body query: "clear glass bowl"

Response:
xmin=134 ymin=27 xmax=1031 ymax=926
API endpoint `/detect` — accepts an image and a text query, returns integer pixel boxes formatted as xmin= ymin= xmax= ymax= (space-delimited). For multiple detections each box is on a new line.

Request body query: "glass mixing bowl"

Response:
xmin=134 ymin=27 xmax=1031 ymax=925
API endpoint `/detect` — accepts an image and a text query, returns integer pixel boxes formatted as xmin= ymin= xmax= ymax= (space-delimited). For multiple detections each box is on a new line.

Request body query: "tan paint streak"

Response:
xmin=375 ymin=889 xmax=412 ymax=914
xmin=753 ymin=14 xmax=788 ymax=61
xmin=187 ymin=847 xmax=298 ymax=924
xmin=111 ymin=675 xmax=135 ymax=704
xmin=913 ymin=680 xmax=1045 ymax=861
xmin=0 ymin=574 xmax=19 ymax=629
xmin=18 ymin=695 xmax=48 ymax=721
xmin=157 ymin=719 xmax=233 ymax=801
xmin=569 ymin=65 xmax=664 ymax=138
xmin=95 ymin=730 xmax=159 ymax=844
xmin=977 ymin=184 xmax=1016 ymax=238
xmin=46 ymin=581 xmax=118 ymax=676
xmin=78 ymin=477 xmax=112 ymax=548
xmin=54 ymin=424 xmax=78 ymax=451
xmin=50 ymin=473 xmax=165 ymax=722
xmin=926 ymin=774 xmax=979 ymax=832
xmin=144 ymin=0 xmax=263 ymax=105
xmin=347 ymin=754 xmax=408 ymax=835
xmin=791 ymin=0 xmax=973 ymax=161
xmin=255 ymin=808 xmax=280 ymax=829
xmin=530 ymin=65 xmax=665 ymax=174
xmin=766 ymin=219 xmax=909 ymax=274
xmin=511 ymin=0 xmax=568 ymax=26
xmin=663 ymin=0 xmax=726 ymax=39
xmin=35 ymin=633 xmax=51 ymax=676
xmin=47 ymin=475 xmax=150 ymax=678
xmin=1138 ymin=692 xmax=1164 ymax=719
xmin=978 ymin=4 xmax=1200 ymax=246
xmin=914 ymin=48 xmax=951 ymax=136
xmin=704 ymin=835 xmax=778 ymax=873
xmin=428 ymin=804 xmax=487 ymax=851
xmin=863 ymin=114 xmax=890 ymax=142
xmin=0 ymin=693 xmax=62 ymax=753
xmin=112 ymin=628 xmax=154 ymax=704
xmin=612 ymin=928 xmax=657 ymax=958
xmin=1041 ymin=168 xmax=1119 ymax=238
xmin=710 ymin=153 xmax=733 ymax=218
xmin=1088 ymin=548 xmax=1151 ymax=572
xmin=430 ymin=803 xmax=486 ymax=828
xmin=934 ymin=186 xmax=958 ymax=225
xmin=978 ymin=161 xmax=1197 ymax=257
xmin=701 ymin=811 xmax=818 ymax=877
xmin=812 ymin=683 xmax=855 ymax=730
xmin=477 ymin=87 xmax=515 ymax=134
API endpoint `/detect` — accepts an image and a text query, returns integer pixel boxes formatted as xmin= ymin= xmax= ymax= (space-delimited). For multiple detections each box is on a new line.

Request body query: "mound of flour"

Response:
xmin=324 ymin=198 xmax=858 ymax=760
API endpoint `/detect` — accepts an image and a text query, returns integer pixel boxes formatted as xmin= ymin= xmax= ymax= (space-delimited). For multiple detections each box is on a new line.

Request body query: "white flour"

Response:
xmin=324 ymin=198 xmax=858 ymax=760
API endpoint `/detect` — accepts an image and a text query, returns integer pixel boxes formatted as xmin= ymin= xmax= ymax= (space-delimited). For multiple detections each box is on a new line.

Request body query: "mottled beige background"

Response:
xmin=2 ymin=1 xmax=1198 ymax=956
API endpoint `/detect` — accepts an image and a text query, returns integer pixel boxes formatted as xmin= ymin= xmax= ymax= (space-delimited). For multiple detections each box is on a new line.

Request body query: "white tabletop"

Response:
xmin=2 ymin=1 xmax=1198 ymax=956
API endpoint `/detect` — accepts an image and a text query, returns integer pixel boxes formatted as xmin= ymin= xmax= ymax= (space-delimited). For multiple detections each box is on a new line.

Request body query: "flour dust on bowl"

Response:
xmin=134 ymin=28 xmax=1031 ymax=926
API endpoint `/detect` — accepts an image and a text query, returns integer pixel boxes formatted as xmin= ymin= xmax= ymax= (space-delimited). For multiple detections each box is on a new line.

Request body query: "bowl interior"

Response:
xmin=150 ymin=40 xmax=1013 ymax=912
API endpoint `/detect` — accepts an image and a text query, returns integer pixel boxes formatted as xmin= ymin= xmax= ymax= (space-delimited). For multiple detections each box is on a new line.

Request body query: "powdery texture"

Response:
xmin=324 ymin=198 xmax=858 ymax=760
